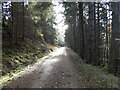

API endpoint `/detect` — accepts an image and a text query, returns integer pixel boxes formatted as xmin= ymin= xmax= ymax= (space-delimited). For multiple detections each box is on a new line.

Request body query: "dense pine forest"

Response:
xmin=2 ymin=2 xmax=57 ymax=75
xmin=64 ymin=2 xmax=120 ymax=76
xmin=0 ymin=1 xmax=120 ymax=89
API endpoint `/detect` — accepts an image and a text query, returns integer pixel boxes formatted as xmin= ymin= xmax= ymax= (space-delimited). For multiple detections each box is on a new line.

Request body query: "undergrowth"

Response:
xmin=66 ymin=48 xmax=119 ymax=88
xmin=1 ymin=38 xmax=56 ymax=87
xmin=3 ymin=39 xmax=46 ymax=75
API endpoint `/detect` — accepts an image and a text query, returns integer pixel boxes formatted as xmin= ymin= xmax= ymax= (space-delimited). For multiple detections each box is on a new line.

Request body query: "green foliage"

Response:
xmin=2 ymin=38 xmax=50 ymax=76
xmin=1 ymin=2 xmax=58 ymax=87
xmin=99 ymin=44 xmax=110 ymax=49
xmin=2 ymin=2 xmax=57 ymax=48
xmin=63 ymin=2 xmax=79 ymax=49
xmin=116 ymin=38 xmax=120 ymax=40
xmin=64 ymin=2 xmax=120 ymax=76
xmin=28 ymin=2 xmax=56 ymax=44
xmin=2 ymin=1 xmax=58 ymax=76
xmin=35 ymin=29 xmax=43 ymax=38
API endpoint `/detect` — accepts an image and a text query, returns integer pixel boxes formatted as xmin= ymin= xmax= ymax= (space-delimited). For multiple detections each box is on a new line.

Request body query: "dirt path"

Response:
xmin=4 ymin=47 xmax=84 ymax=88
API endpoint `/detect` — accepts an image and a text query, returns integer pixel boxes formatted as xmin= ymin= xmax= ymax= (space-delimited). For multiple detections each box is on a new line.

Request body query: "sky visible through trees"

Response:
xmin=53 ymin=1 xmax=68 ymax=43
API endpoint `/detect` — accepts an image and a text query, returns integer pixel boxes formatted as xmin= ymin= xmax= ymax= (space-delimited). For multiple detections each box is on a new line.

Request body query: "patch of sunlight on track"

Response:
xmin=43 ymin=58 xmax=59 ymax=66
xmin=51 ymin=47 xmax=66 ymax=57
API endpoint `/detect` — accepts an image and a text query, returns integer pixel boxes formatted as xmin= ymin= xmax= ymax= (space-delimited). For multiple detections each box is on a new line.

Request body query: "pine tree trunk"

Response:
xmin=78 ymin=2 xmax=84 ymax=59
xmin=22 ymin=2 xmax=25 ymax=41
xmin=109 ymin=2 xmax=120 ymax=74
xmin=88 ymin=2 xmax=95 ymax=64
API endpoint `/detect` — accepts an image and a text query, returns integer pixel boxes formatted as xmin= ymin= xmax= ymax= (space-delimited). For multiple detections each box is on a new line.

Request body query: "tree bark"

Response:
xmin=87 ymin=2 xmax=95 ymax=64
xmin=78 ymin=2 xmax=84 ymax=59
xmin=109 ymin=2 xmax=120 ymax=74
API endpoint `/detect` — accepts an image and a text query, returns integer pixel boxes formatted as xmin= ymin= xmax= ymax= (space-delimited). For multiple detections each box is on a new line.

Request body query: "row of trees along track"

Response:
xmin=1 ymin=2 xmax=57 ymax=75
xmin=64 ymin=2 xmax=120 ymax=76
xmin=2 ymin=2 xmax=56 ymax=47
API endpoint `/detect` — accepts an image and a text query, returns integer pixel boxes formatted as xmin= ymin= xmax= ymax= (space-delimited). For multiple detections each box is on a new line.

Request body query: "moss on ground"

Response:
xmin=0 ymin=51 xmax=53 ymax=88
xmin=2 ymin=38 xmax=57 ymax=76
xmin=1 ymin=38 xmax=57 ymax=87
xmin=3 ymin=47 xmax=44 ymax=75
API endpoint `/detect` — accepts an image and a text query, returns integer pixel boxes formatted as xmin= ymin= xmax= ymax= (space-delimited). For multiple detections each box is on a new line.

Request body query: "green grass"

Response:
xmin=66 ymin=48 xmax=119 ymax=88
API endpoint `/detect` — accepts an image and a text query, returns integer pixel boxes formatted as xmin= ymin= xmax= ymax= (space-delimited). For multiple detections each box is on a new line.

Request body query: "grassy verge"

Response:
xmin=66 ymin=48 xmax=119 ymax=88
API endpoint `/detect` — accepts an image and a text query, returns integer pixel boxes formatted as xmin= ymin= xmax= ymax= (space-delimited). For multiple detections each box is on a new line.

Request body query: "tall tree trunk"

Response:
xmin=109 ymin=2 xmax=120 ymax=74
xmin=105 ymin=4 xmax=109 ymax=67
xmin=74 ymin=7 xmax=78 ymax=53
xmin=22 ymin=2 xmax=25 ymax=41
xmin=94 ymin=2 xmax=97 ymax=65
xmin=88 ymin=2 xmax=95 ymax=64
xmin=97 ymin=2 xmax=101 ymax=65
xmin=11 ymin=2 xmax=15 ymax=46
xmin=78 ymin=2 xmax=84 ymax=59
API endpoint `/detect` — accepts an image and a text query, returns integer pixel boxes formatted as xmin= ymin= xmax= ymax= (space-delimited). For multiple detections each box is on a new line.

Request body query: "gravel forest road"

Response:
xmin=4 ymin=47 xmax=84 ymax=88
